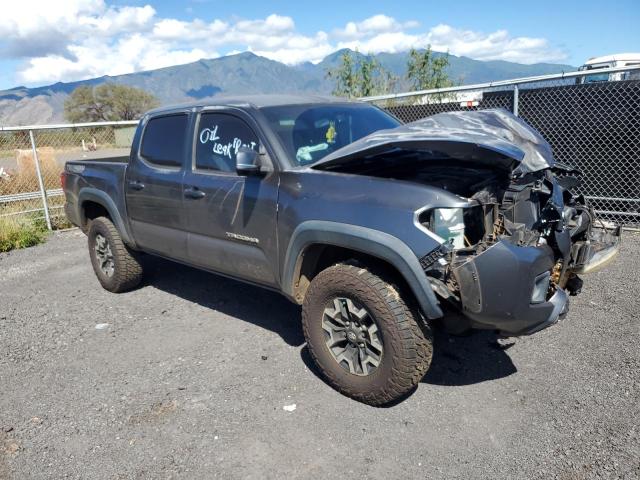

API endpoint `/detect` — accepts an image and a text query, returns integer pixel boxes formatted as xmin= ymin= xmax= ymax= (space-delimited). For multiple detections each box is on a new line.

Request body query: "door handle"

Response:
xmin=128 ymin=180 xmax=145 ymax=191
xmin=184 ymin=187 xmax=206 ymax=199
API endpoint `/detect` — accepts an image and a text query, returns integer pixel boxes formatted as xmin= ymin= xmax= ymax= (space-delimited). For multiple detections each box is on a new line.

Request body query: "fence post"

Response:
xmin=28 ymin=129 xmax=52 ymax=230
xmin=513 ymin=85 xmax=519 ymax=116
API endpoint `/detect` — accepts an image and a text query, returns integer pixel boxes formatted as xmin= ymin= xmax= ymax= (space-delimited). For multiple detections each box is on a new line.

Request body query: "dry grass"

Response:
xmin=0 ymin=148 xmax=63 ymax=195
xmin=0 ymin=149 xmax=63 ymax=251
xmin=0 ymin=129 xmax=118 ymax=248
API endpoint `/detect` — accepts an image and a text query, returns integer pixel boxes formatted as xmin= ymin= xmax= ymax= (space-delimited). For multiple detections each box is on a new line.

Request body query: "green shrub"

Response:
xmin=0 ymin=215 xmax=49 ymax=252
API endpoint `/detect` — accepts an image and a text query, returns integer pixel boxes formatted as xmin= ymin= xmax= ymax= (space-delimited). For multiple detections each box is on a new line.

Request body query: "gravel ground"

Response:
xmin=1 ymin=230 xmax=638 ymax=479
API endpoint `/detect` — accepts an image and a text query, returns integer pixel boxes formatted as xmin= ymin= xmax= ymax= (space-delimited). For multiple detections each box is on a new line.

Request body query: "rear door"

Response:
xmin=125 ymin=112 xmax=190 ymax=259
xmin=181 ymin=109 xmax=280 ymax=286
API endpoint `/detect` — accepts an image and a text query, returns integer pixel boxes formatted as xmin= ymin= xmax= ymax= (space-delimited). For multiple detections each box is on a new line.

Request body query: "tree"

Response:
xmin=63 ymin=86 xmax=106 ymax=122
xmin=64 ymin=84 xmax=159 ymax=122
xmin=326 ymin=50 xmax=396 ymax=98
xmin=406 ymin=46 xmax=455 ymax=91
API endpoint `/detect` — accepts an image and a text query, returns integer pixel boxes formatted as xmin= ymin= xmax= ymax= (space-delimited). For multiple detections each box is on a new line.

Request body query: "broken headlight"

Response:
xmin=418 ymin=206 xmax=487 ymax=249
xmin=431 ymin=208 xmax=466 ymax=249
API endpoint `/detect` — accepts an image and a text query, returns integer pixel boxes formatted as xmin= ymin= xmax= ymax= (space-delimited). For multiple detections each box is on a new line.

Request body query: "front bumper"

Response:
xmin=450 ymin=225 xmax=621 ymax=336
xmin=452 ymin=239 xmax=565 ymax=336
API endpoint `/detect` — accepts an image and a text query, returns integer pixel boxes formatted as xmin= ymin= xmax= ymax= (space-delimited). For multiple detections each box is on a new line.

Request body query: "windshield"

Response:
xmin=579 ymin=64 xmax=612 ymax=84
xmin=584 ymin=72 xmax=610 ymax=83
xmin=260 ymin=103 xmax=401 ymax=166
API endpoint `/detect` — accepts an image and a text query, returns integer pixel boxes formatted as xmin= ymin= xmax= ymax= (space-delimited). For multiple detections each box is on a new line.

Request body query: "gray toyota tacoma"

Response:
xmin=62 ymin=94 xmax=620 ymax=406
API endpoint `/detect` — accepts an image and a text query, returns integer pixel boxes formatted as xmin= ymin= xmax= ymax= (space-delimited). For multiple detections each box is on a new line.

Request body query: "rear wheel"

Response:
xmin=302 ymin=263 xmax=433 ymax=406
xmin=88 ymin=216 xmax=143 ymax=293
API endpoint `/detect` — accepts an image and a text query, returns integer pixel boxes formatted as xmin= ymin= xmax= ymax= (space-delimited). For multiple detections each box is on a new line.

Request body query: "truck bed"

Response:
xmin=63 ymin=159 xmax=129 ymax=235
xmin=70 ymin=150 xmax=130 ymax=163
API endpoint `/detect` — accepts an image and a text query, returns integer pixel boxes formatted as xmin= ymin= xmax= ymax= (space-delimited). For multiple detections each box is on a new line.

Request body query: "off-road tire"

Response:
xmin=88 ymin=216 xmax=143 ymax=293
xmin=302 ymin=263 xmax=433 ymax=406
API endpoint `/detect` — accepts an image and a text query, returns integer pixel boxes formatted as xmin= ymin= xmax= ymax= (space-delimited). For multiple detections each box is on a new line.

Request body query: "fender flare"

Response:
xmin=77 ymin=188 xmax=136 ymax=247
xmin=282 ymin=220 xmax=443 ymax=319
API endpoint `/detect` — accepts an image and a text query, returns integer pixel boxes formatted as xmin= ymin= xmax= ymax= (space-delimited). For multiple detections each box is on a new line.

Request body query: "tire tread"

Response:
xmin=302 ymin=262 xmax=433 ymax=406
xmin=88 ymin=216 xmax=142 ymax=293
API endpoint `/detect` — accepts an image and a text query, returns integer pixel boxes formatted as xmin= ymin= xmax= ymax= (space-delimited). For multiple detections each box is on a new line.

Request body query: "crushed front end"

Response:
xmin=419 ymin=167 xmax=621 ymax=336
xmin=313 ymin=108 xmax=621 ymax=336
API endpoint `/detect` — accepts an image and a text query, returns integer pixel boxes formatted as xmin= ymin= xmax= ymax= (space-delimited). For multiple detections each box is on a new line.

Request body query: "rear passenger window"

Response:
xmin=195 ymin=113 xmax=259 ymax=172
xmin=141 ymin=114 xmax=188 ymax=168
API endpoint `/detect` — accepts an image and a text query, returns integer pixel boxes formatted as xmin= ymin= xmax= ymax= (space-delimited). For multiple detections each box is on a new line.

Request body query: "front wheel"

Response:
xmin=88 ymin=216 xmax=143 ymax=293
xmin=302 ymin=263 xmax=433 ymax=406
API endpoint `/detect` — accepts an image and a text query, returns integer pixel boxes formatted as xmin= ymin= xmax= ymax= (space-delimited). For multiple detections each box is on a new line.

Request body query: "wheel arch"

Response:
xmin=78 ymin=188 xmax=135 ymax=247
xmin=282 ymin=221 xmax=443 ymax=320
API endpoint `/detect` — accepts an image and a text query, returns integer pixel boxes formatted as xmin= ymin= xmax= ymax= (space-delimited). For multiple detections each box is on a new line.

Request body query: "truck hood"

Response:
xmin=311 ymin=108 xmax=556 ymax=175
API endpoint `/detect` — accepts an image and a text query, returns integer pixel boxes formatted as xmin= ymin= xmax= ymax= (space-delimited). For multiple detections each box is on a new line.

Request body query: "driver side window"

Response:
xmin=195 ymin=113 xmax=259 ymax=173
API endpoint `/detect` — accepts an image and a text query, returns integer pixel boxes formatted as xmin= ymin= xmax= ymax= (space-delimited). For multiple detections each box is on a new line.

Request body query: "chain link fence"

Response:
xmin=365 ymin=65 xmax=640 ymax=228
xmin=1 ymin=66 xmax=639 ymax=233
xmin=0 ymin=121 xmax=137 ymax=232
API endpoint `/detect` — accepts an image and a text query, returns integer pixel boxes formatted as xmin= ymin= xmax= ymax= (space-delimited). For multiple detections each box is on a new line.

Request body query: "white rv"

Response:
xmin=577 ymin=53 xmax=640 ymax=83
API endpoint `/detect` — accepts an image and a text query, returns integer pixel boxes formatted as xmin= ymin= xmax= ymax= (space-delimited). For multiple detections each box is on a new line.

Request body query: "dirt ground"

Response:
xmin=1 ymin=230 xmax=638 ymax=479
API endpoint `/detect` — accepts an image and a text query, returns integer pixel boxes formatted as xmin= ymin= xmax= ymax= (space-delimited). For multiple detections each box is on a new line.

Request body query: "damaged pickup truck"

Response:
xmin=62 ymin=95 xmax=620 ymax=406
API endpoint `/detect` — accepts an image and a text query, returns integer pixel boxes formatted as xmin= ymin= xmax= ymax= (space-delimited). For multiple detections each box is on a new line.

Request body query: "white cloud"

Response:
xmin=0 ymin=0 xmax=155 ymax=58
xmin=338 ymin=21 xmax=567 ymax=64
xmin=152 ymin=18 xmax=212 ymax=40
xmin=338 ymin=32 xmax=421 ymax=54
xmin=425 ymin=24 xmax=566 ymax=63
xmin=252 ymin=33 xmax=335 ymax=65
xmin=235 ymin=14 xmax=295 ymax=35
xmin=19 ymin=33 xmax=213 ymax=84
xmin=79 ymin=5 xmax=156 ymax=34
xmin=0 ymin=0 xmax=103 ymax=37
xmin=0 ymin=7 xmax=568 ymax=86
xmin=335 ymin=14 xmax=419 ymax=40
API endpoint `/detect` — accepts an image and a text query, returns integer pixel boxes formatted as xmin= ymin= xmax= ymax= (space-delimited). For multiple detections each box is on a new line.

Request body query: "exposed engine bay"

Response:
xmin=323 ymin=149 xmax=621 ymax=335
xmin=313 ymin=109 xmax=621 ymax=335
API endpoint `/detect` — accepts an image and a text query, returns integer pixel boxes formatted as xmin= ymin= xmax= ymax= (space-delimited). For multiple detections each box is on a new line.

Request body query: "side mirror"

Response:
xmin=236 ymin=147 xmax=261 ymax=175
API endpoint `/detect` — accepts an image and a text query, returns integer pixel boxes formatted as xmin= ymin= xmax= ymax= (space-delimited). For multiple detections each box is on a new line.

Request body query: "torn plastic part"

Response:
xmin=500 ymin=217 xmax=541 ymax=246
xmin=571 ymin=226 xmax=622 ymax=274
xmin=576 ymin=244 xmax=619 ymax=274
xmin=419 ymin=244 xmax=450 ymax=271
xmin=531 ymin=272 xmax=551 ymax=303
xmin=427 ymin=276 xmax=457 ymax=302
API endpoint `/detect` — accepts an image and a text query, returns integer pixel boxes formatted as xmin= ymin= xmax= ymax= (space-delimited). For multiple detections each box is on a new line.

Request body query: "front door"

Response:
xmin=125 ymin=113 xmax=189 ymax=260
xmin=182 ymin=110 xmax=279 ymax=286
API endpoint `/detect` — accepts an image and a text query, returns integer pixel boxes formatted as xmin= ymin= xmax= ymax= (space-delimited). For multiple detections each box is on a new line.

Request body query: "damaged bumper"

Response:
xmin=446 ymin=225 xmax=620 ymax=336
xmin=451 ymin=240 xmax=567 ymax=335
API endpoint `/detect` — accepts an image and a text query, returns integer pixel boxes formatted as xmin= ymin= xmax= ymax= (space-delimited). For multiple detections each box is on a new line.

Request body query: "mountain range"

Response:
xmin=0 ymin=49 xmax=575 ymax=126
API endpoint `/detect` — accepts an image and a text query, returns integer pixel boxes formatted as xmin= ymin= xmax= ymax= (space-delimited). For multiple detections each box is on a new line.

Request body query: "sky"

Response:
xmin=0 ymin=0 xmax=638 ymax=90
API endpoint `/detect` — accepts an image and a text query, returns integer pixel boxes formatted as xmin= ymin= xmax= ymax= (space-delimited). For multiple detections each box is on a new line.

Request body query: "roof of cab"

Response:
xmin=145 ymin=94 xmax=353 ymax=116
xmin=584 ymin=53 xmax=640 ymax=65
